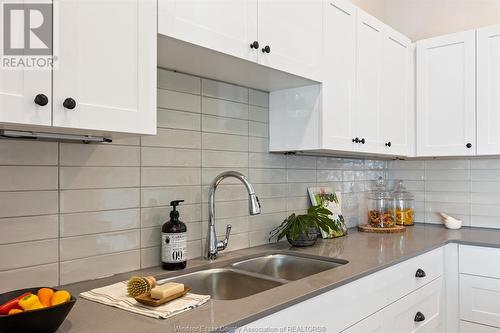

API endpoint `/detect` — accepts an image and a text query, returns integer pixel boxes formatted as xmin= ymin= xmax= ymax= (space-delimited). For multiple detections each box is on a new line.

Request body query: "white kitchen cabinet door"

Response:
xmin=460 ymin=274 xmax=500 ymax=329
xmin=343 ymin=311 xmax=384 ymax=333
xmin=257 ymin=0 xmax=323 ymax=82
xmin=0 ymin=64 xmax=51 ymax=128
xmin=0 ymin=0 xmax=51 ymax=127
xmin=416 ymin=30 xmax=476 ymax=156
xmin=459 ymin=245 xmax=500 ymax=279
xmin=461 ymin=321 xmax=500 ymax=333
xmin=384 ymin=277 xmax=444 ymax=333
xmin=52 ymin=0 xmax=156 ymax=135
xmin=477 ymin=25 xmax=500 ymax=155
xmin=321 ymin=0 xmax=357 ymax=152
xmin=353 ymin=10 xmax=384 ymax=154
xmin=158 ymin=0 xmax=258 ymax=63
xmin=379 ymin=29 xmax=412 ymax=156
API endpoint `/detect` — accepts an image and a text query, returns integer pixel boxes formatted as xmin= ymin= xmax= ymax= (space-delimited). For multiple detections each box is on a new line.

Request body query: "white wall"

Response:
xmin=351 ymin=0 xmax=500 ymax=40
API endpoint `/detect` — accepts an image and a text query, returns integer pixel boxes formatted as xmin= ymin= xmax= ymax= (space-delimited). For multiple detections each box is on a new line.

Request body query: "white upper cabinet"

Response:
xmin=53 ymin=0 xmax=156 ymax=134
xmin=354 ymin=10 xmax=384 ymax=154
xmin=0 ymin=0 xmax=52 ymax=127
xmin=257 ymin=0 xmax=323 ymax=81
xmin=269 ymin=0 xmax=414 ymax=157
xmin=0 ymin=0 xmax=156 ymax=136
xmin=321 ymin=0 xmax=357 ymax=152
xmin=158 ymin=0 xmax=323 ymax=82
xmin=477 ymin=25 xmax=500 ymax=155
xmin=379 ymin=30 xmax=412 ymax=156
xmin=416 ymin=30 xmax=476 ymax=156
xmin=158 ymin=0 xmax=258 ymax=62
xmin=0 ymin=63 xmax=52 ymax=128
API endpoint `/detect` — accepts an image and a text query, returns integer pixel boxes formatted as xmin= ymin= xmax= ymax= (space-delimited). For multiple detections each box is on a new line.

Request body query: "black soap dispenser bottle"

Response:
xmin=161 ymin=200 xmax=187 ymax=270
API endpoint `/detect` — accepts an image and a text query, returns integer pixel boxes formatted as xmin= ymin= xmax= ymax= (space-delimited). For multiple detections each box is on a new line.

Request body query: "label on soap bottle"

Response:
xmin=161 ymin=232 xmax=187 ymax=263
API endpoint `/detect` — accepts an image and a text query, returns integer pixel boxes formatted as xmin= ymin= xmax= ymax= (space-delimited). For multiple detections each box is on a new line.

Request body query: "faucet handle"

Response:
xmin=217 ymin=224 xmax=232 ymax=251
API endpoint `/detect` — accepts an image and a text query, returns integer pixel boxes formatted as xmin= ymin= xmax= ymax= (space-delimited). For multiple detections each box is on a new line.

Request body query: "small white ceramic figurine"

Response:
xmin=439 ymin=212 xmax=463 ymax=230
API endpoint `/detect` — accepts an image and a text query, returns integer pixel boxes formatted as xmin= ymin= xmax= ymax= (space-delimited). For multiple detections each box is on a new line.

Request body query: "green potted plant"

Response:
xmin=269 ymin=206 xmax=338 ymax=247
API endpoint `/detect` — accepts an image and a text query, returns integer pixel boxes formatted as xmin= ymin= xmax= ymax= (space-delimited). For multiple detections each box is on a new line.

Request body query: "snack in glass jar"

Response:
xmin=395 ymin=208 xmax=414 ymax=225
xmin=392 ymin=180 xmax=415 ymax=226
xmin=368 ymin=209 xmax=396 ymax=228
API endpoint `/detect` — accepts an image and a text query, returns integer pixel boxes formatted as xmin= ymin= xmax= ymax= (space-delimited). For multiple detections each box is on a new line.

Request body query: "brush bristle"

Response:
xmin=127 ymin=276 xmax=153 ymax=297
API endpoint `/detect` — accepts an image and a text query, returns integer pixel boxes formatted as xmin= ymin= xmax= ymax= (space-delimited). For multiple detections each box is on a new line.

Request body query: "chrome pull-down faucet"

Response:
xmin=205 ymin=171 xmax=261 ymax=260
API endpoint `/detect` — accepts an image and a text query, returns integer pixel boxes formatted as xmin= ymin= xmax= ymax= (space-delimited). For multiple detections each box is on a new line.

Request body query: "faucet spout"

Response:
xmin=249 ymin=193 xmax=261 ymax=215
xmin=205 ymin=171 xmax=261 ymax=260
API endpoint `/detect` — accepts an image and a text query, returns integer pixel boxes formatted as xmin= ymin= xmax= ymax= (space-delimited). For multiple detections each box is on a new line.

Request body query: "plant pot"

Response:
xmin=286 ymin=227 xmax=318 ymax=247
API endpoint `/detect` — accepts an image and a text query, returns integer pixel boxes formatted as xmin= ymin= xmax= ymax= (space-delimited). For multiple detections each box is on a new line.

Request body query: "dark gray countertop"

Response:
xmin=56 ymin=224 xmax=500 ymax=332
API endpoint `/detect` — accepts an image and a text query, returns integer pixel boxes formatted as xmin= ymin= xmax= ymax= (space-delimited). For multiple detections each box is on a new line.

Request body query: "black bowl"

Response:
xmin=0 ymin=287 xmax=76 ymax=333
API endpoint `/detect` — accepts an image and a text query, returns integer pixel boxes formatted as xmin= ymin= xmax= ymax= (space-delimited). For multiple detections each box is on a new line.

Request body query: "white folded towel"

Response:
xmin=79 ymin=279 xmax=210 ymax=319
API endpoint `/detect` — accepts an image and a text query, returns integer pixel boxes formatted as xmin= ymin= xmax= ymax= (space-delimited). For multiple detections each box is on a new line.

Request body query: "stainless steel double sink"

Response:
xmin=158 ymin=252 xmax=348 ymax=300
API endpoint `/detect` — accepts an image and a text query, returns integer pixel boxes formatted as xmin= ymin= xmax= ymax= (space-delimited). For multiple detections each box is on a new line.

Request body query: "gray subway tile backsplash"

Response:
xmin=0 ymin=215 xmax=58 ymax=244
xmin=202 ymin=78 xmax=248 ymax=103
xmin=3 ymin=67 xmax=500 ymax=292
xmin=157 ymin=69 xmax=200 ymax=94
xmin=60 ymin=144 xmax=140 ymax=166
xmin=0 ymin=141 xmax=58 ymax=165
xmin=157 ymin=89 xmax=201 ymax=113
xmin=60 ymin=209 xmax=140 ymax=237
xmin=0 ymin=191 xmax=58 ymax=218
xmin=157 ymin=108 xmax=201 ymax=131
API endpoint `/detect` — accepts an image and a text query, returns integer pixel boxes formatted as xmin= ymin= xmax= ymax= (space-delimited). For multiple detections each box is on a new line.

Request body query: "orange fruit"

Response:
xmin=8 ymin=309 xmax=22 ymax=315
xmin=37 ymin=288 xmax=54 ymax=307
xmin=51 ymin=290 xmax=71 ymax=306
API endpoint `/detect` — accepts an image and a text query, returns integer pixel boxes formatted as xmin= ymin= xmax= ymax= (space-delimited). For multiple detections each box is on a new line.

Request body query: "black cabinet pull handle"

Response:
xmin=466 ymin=143 xmax=472 ymax=148
xmin=414 ymin=312 xmax=425 ymax=322
xmin=63 ymin=98 xmax=77 ymax=110
xmin=262 ymin=45 xmax=271 ymax=53
xmin=352 ymin=138 xmax=359 ymax=143
xmin=360 ymin=138 xmax=365 ymax=144
xmin=34 ymin=94 xmax=49 ymax=106
xmin=250 ymin=41 xmax=259 ymax=49
xmin=415 ymin=268 xmax=426 ymax=278
xmin=385 ymin=142 xmax=391 ymax=147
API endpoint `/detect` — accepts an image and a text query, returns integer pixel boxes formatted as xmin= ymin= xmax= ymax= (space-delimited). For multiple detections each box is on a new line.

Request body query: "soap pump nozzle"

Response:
xmin=169 ymin=200 xmax=184 ymax=221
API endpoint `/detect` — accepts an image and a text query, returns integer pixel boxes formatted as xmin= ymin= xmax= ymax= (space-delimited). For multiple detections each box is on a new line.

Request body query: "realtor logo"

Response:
xmin=1 ymin=2 xmax=56 ymax=69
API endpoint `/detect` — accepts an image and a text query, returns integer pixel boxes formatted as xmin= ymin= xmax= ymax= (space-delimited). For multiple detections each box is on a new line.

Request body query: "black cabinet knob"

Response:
xmin=466 ymin=143 xmax=472 ymax=148
xmin=63 ymin=98 xmax=76 ymax=110
xmin=415 ymin=268 xmax=426 ymax=278
xmin=360 ymin=138 xmax=366 ymax=144
xmin=352 ymin=138 xmax=359 ymax=143
xmin=34 ymin=94 xmax=48 ymax=106
xmin=414 ymin=312 xmax=426 ymax=322
xmin=385 ymin=142 xmax=392 ymax=147
xmin=262 ymin=45 xmax=271 ymax=53
xmin=250 ymin=41 xmax=259 ymax=49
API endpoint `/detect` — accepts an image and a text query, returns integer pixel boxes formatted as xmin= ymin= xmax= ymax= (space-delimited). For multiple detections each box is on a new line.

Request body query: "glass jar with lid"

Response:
xmin=393 ymin=180 xmax=415 ymax=226
xmin=367 ymin=177 xmax=395 ymax=228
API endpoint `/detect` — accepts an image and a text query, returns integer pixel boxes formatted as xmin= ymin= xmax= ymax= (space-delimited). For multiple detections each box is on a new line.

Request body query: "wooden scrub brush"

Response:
xmin=127 ymin=276 xmax=157 ymax=297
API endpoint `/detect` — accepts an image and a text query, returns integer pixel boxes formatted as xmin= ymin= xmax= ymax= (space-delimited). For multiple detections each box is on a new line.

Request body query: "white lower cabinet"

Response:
xmin=345 ymin=277 xmax=444 ymax=333
xmin=386 ymin=277 xmax=444 ymax=333
xmin=241 ymin=245 xmax=500 ymax=333
xmin=460 ymin=274 xmax=500 ymax=328
xmin=343 ymin=311 xmax=384 ymax=333
xmin=461 ymin=321 xmax=500 ymax=333
xmin=459 ymin=245 xmax=500 ymax=330
xmin=241 ymin=248 xmax=444 ymax=333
